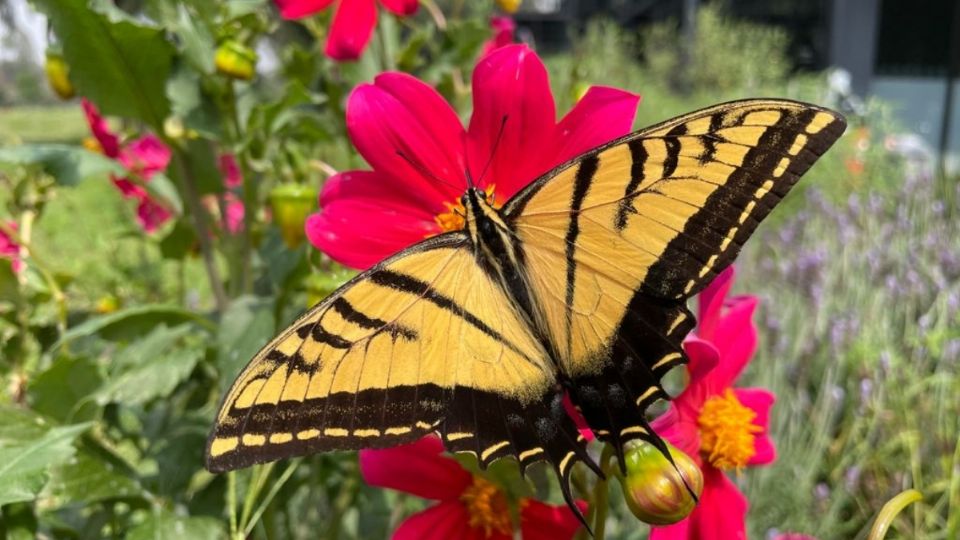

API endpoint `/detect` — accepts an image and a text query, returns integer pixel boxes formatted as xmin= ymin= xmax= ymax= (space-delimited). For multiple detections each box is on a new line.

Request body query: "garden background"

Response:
xmin=0 ymin=0 xmax=958 ymax=539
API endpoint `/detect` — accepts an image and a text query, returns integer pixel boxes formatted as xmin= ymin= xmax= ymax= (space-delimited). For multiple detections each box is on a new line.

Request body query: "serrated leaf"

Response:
xmin=97 ymin=325 xmax=204 ymax=406
xmin=0 ymin=409 xmax=91 ymax=506
xmin=127 ymin=509 xmax=225 ymax=540
xmin=0 ymin=145 xmax=125 ymax=186
xmin=41 ymin=445 xmax=143 ymax=507
xmin=34 ymin=0 xmax=174 ymax=128
xmin=51 ymin=305 xmax=213 ymax=352
xmin=28 ymin=356 xmax=105 ymax=423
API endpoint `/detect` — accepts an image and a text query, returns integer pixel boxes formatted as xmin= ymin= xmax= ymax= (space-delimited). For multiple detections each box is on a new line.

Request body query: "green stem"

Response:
xmin=224 ymin=80 xmax=256 ymax=296
xmin=228 ymin=471 xmax=238 ymax=540
xmin=168 ymin=149 xmax=229 ymax=313
xmin=242 ymin=459 xmax=302 ymax=537
xmin=239 ymin=463 xmax=275 ymax=534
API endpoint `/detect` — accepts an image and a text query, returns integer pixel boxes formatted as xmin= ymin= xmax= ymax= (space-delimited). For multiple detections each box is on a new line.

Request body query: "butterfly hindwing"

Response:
xmin=507 ymin=99 xmax=845 ymax=459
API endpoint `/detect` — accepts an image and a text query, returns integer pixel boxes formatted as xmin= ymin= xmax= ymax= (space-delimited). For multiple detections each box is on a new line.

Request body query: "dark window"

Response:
xmin=875 ymin=0 xmax=953 ymax=76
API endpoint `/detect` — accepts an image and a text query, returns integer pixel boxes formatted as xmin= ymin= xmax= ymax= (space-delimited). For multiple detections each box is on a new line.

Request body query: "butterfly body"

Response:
xmin=207 ymin=99 xmax=845 ymax=516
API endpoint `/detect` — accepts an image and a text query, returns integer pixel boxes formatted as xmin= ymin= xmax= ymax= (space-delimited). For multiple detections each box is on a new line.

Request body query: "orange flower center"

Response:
xmin=697 ymin=389 xmax=761 ymax=470
xmin=460 ymin=475 xmax=512 ymax=537
xmin=434 ymin=185 xmax=499 ymax=233
xmin=83 ymin=137 xmax=103 ymax=154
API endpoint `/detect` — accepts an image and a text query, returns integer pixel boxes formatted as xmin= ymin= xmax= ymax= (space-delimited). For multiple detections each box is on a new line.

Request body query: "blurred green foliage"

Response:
xmin=0 ymin=1 xmax=956 ymax=539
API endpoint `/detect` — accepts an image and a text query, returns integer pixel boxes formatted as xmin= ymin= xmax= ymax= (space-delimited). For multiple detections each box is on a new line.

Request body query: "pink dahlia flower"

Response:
xmin=306 ymin=44 xmax=640 ymax=269
xmin=274 ymin=0 xmax=418 ymax=61
xmin=0 ymin=222 xmax=24 ymax=273
xmin=81 ymin=99 xmax=173 ymax=233
xmin=360 ymin=436 xmax=586 ymax=539
xmin=480 ymin=15 xmax=516 ymax=58
xmin=650 ymin=267 xmax=776 ymax=540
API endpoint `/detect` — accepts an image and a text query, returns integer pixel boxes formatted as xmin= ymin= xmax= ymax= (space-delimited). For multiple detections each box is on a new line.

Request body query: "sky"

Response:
xmin=1 ymin=0 xmax=47 ymax=64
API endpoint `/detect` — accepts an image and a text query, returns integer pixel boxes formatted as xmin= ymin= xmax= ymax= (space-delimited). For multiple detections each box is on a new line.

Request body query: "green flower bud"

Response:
xmin=269 ymin=183 xmax=317 ymax=249
xmin=215 ymin=40 xmax=257 ymax=81
xmin=620 ymin=439 xmax=703 ymax=525
xmin=45 ymin=51 xmax=75 ymax=100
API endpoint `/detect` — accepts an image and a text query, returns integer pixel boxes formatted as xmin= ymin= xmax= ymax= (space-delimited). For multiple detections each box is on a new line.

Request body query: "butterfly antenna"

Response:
xmin=475 ymin=115 xmax=508 ymax=187
xmin=396 ymin=150 xmax=461 ymax=192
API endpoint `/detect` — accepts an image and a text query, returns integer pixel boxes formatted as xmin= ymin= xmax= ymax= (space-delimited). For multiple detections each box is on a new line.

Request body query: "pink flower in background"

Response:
xmin=480 ymin=16 xmax=516 ymax=58
xmin=219 ymin=154 xmax=243 ymax=189
xmin=772 ymin=534 xmax=818 ymax=540
xmin=81 ymin=99 xmax=173 ymax=233
xmin=0 ymin=222 xmax=24 ymax=273
xmin=306 ymin=44 xmax=640 ymax=269
xmin=360 ymin=436 xmax=586 ymax=539
xmin=650 ymin=267 xmax=776 ymax=540
xmin=274 ymin=0 xmax=418 ymax=61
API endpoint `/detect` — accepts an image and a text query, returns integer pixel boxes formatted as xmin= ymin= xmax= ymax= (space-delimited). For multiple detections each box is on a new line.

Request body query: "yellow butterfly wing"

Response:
xmin=207 ymin=234 xmax=594 ymax=489
xmin=504 ymin=99 xmax=845 ymax=458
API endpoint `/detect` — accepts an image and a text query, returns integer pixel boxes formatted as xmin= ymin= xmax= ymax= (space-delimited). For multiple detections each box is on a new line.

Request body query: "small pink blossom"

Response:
xmin=0 ymin=222 xmax=24 ymax=273
xmin=274 ymin=0 xmax=418 ymax=61
xmin=81 ymin=99 xmax=173 ymax=233
xmin=480 ymin=15 xmax=516 ymax=58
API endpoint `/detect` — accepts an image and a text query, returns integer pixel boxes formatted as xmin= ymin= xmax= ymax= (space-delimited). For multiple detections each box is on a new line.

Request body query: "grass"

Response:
xmin=0 ymin=104 xmax=89 ymax=145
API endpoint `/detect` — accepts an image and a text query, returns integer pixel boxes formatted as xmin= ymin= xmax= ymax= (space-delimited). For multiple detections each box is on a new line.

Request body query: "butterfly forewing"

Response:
xmin=506 ymin=99 xmax=845 ymax=456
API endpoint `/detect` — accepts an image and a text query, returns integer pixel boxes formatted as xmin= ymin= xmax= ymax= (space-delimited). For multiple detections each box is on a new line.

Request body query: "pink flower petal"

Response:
xmin=552 ymin=86 xmax=640 ymax=164
xmin=320 ymin=170 xmax=433 ymax=209
xmin=378 ymin=0 xmax=418 ymax=16
xmin=220 ymin=154 xmax=243 ymax=189
xmin=0 ymin=221 xmax=23 ymax=273
xmin=359 ymin=436 xmax=472 ymax=501
xmin=120 ymin=134 xmax=171 ymax=180
xmin=705 ymin=296 xmax=758 ymax=392
xmin=480 ymin=16 xmax=516 ymax=59
xmin=325 ymin=0 xmax=377 ymax=60
xmin=697 ymin=266 xmax=735 ymax=341
xmin=223 ymin=193 xmax=245 ymax=234
xmin=648 ymin=516 xmax=690 ymax=540
xmin=650 ymin=406 xmax=702 ymax=463
xmin=734 ymin=387 xmax=777 ymax=466
xmin=687 ymin=467 xmax=749 ymax=540
xmin=81 ymin=99 xmax=120 ymax=159
xmin=467 ymin=44 xmax=556 ymax=200
xmin=274 ymin=0 xmax=335 ymax=19
xmin=520 ymin=499 xmax=588 ymax=540
xmin=683 ymin=336 xmax=720 ymax=384
xmin=561 ymin=393 xmax=593 ymax=441
xmin=306 ymin=193 xmax=439 ymax=270
xmin=347 ymin=76 xmax=466 ymax=210
xmin=392 ymin=500 xmax=476 ymax=540
xmin=112 ymin=177 xmax=147 ymax=199
xmin=135 ymin=196 xmax=172 ymax=233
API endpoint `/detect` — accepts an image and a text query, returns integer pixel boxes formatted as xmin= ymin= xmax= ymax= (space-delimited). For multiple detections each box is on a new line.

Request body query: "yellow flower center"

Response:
xmin=434 ymin=185 xmax=499 ymax=233
xmin=460 ymin=475 xmax=512 ymax=537
xmin=697 ymin=389 xmax=761 ymax=470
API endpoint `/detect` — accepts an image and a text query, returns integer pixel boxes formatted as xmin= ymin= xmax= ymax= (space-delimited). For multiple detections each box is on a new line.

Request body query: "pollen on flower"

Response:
xmin=460 ymin=475 xmax=513 ymax=537
xmin=433 ymin=185 xmax=499 ymax=233
xmin=697 ymin=389 xmax=762 ymax=470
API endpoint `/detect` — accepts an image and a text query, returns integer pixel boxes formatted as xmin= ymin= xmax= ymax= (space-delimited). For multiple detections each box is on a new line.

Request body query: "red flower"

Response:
xmin=649 ymin=267 xmax=776 ymax=540
xmin=480 ymin=16 xmax=516 ymax=58
xmin=0 ymin=222 xmax=24 ymax=273
xmin=306 ymin=44 xmax=640 ymax=269
xmin=274 ymin=0 xmax=418 ymax=61
xmin=360 ymin=436 xmax=586 ymax=539
xmin=81 ymin=99 xmax=173 ymax=233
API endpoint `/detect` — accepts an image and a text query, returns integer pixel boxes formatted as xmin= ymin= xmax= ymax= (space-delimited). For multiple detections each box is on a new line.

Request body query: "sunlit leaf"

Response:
xmin=0 ymin=145 xmax=124 ymax=186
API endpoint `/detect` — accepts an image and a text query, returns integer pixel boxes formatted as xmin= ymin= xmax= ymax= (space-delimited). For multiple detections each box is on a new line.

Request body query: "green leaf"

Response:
xmin=158 ymin=219 xmax=199 ymax=260
xmin=174 ymin=5 xmax=216 ymax=74
xmin=167 ymin=64 xmax=223 ymax=139
xmin=217 ymin=295 xmax=274 ymax=391
xmin=0 ymin=258 xmax=21 ymax=304
xmin=51 ymin=305 xmax=214 ymax=351
xmin=145 ymin=173 xmax=184 ymax=215
xmin=28 ymin=356 xmax=105 ymax=423
xmin=0 ymin=408 xmax=91 ymax=506
xmin=41 ymin=446 xmax=143 ymax=507
xmin=96 ymin=325 xmax=204 ymax=406
xmin=34 ymin=0 xmax=174 ymax=128
xmin=0 ymin=145 xmax=125 ymax=186
xmin=127 ymin=509 xmax=225 ymax=540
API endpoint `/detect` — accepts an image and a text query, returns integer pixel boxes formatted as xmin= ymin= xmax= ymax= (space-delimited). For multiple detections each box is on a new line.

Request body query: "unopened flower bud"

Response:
xmin=620 ymin=439 xmax=703 ymax=525
xmin=215 ymin=40 xmax=257 ymax=81
xmin=571 ymin=82 xmax=590 ymax=104
xmin=496 ymin=0 xmax=521 ymax=14
xmin=269 ymin=183 xmax=317 ymax=249
xmin=45 ymin=51 xmax=75 ymax=99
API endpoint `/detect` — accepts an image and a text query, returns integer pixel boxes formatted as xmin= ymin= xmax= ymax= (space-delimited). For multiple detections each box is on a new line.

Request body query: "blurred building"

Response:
xmin=517 ymin=0 xmax=960 ymax=173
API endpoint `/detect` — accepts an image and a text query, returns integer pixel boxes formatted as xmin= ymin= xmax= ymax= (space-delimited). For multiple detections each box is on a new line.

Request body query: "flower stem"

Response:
xmin=868 ymin=489 xmax=923 ymax=540
xmin=168 ymin=149 xmax=229 ymax=313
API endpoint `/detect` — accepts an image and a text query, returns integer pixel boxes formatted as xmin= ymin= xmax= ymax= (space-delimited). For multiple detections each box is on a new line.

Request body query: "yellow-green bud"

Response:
xmin=571 ymin=82 xmax=591 ymax=104
xmin=45 ymin=51 xmax=75 ymax=100
xmin=620 ymin=439 xmax=703 ymax=525
xmin=269 ymin=183 xmax=317 ymax=249
xmin=496 ymin=0 xmax=521 ymax=14
xmin=215 ymin=40 xmax=257 ymax=81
